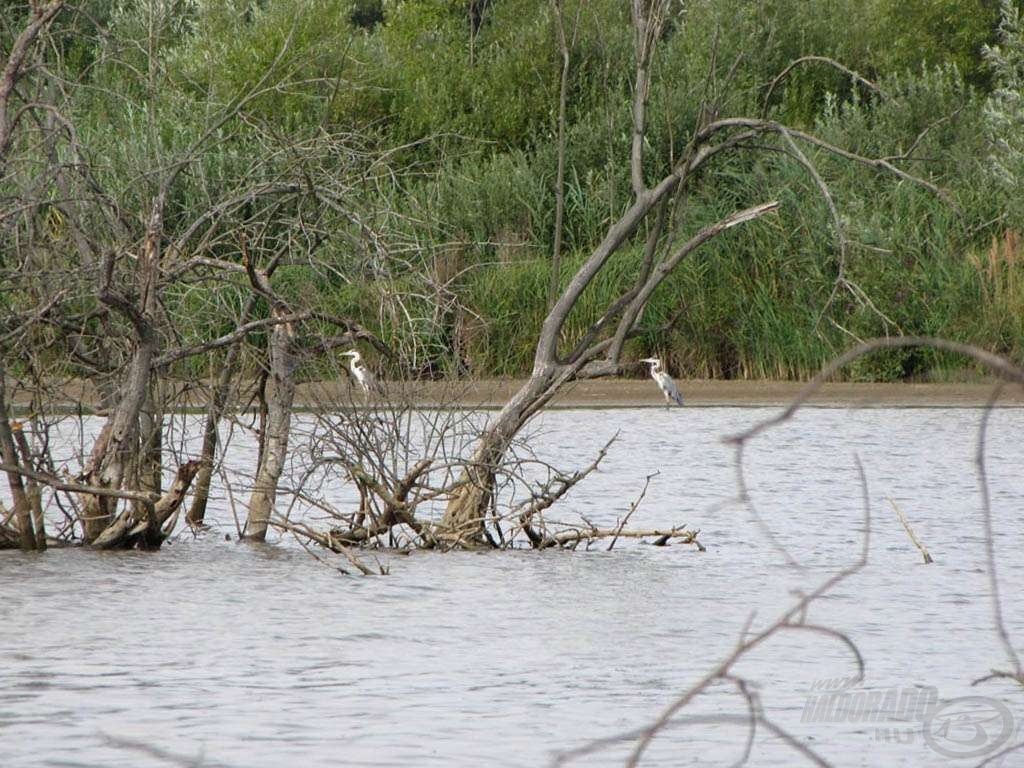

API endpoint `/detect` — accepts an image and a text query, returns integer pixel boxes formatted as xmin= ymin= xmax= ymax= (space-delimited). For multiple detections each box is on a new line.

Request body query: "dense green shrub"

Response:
xmin=10 ymin=0 xmax=1021 ymax=382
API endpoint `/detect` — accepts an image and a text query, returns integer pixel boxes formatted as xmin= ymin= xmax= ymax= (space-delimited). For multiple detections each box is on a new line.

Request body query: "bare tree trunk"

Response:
xmin=439 ymin=3 xmax=785 ymax=544
xmin=80 ymin=215 xmax=162 ymax=542
xmin=548 ymin=0 xmax=573 ymax=308
xmin=187 ymin=294 xmax=258 ymax=526
xmin=439 ymin=371 xmax=560 ymax=543
xmin=80 ymin=337 xmax=156 ymax=542
xmin=138 ymin=379 xmax=163 ymax=496
xmin=440 ymin=5 xmax=672 ymax=542
xmin=0 ymin=369 xmax=36 ymax=550
xmin=13 ymin=423 xmax=45 ymax=550
xmin=187 ymin=343 xmax=241 ymax=526
xmin=243 ymin=309 xmax=297 ymax=541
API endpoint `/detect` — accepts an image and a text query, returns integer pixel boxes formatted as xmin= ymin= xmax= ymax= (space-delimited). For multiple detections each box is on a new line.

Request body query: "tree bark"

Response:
xmin=138 ymin=380 xmax=163 ymax=496
xmin=243 ymin=308 xmax=297 ymax=541
xmin=439 ymin=370 xmax=560 ymax=543
xmin=0 ymin=369 xmax=36 ymax=550
xmin=91 ymin=460 xmax=201 ymax=550
xmin=13 ymin=424 xmax=45 ymax=550
xmin=79 ymin=333 xmax=156 ymax=542
xmin=81 ymin=211 xmax=162 ymax=542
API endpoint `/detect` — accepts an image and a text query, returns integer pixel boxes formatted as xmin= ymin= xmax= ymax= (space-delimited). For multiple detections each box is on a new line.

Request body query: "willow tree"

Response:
xmin=437 ymin=0 xmax=947 ymax=544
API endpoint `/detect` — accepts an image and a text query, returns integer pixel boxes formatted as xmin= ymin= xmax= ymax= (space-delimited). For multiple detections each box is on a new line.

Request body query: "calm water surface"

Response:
xmin=2 ymin=407 xmax=1024 ymax=767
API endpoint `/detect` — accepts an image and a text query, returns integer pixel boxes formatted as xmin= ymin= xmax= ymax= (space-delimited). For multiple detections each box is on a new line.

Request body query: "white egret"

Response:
xmin=342 ymin=349 xmax=376 ymax=393
xmin=640 ymin=357 xmax=684 ymax=407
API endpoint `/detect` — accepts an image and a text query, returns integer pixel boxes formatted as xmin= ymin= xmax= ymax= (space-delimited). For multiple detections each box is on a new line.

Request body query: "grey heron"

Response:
xmin=342 ymin=349 xmax=376 ymax=393
xmin=640 ymin=357 xmax=684 ymax=407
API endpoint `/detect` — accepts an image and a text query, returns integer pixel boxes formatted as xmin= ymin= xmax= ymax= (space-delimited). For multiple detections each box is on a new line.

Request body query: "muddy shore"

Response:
xmin=14 ymin=377 xmax=1024 ymax=411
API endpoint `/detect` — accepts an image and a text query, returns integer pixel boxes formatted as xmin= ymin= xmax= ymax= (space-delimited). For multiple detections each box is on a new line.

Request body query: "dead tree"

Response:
xmin=240 ymin=257 xmax=298 ymax=541
xmin=0 ymin=4 xmax=382 ymax=548
xmin=0 ymin=366 xmax=36 ymax=549
xmin=278 ymin=381 xmax=702 ymax=561
xmin=0 ymin=3 xmax=64 ymax=550
xmin=438 ymin=0 xmax=947 ymax=545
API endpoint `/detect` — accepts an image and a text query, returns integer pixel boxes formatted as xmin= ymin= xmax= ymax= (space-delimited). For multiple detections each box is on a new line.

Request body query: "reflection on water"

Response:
xmin=2 ymin=407 xmax=1023 ymax=767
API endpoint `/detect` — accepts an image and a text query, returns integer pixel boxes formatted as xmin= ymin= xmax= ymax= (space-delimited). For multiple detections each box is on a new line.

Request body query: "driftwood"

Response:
xmin=542 ymin=525 xmax=703 ymax=551
xmin=888 ymin=498 xmax=933 ymax=564
xmin=516 ymin=436 xmax=616 ymax=547
xmin=273 ymin=518 xmax=376 ymax=576
xmin=284 ymin=416 xmax=703 ymax=563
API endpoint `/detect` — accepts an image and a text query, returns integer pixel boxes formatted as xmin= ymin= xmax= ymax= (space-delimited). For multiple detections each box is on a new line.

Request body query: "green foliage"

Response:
xmin=165 ymin=0 xmax=358 ymax=130
xmin=869 ymin=0 xmax=1000 ymax=84
xmin=983 ymin=0 xmax=1024 ymax=219
xmin=18 ymin=0 xmax=1023 ymax=382
xmin=370 ymin=0 xmax=558 ymax=147
xmin=750 ymin=0 xmax=999 ymax=122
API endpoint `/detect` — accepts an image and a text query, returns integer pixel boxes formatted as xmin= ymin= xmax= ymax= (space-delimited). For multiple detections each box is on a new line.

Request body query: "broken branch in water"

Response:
xmin=514 ymin=434 xmax=617 ymax=547
xmin=607 ymin=471 xmax=658 ymax=552
xmin=273 ymin=517 xmax=377 ymax=576
xmin=546 ymin=525 xmax=702 ymax=551
xmin=887 ymin=498 xmax=933 ymax=564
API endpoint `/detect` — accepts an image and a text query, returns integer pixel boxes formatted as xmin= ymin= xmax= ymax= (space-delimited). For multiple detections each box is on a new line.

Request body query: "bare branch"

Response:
xmin=762 ymin=55 xmax=888 ymax=118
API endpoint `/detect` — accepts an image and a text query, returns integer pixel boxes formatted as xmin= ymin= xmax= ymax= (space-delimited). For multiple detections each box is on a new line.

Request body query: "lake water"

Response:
xmin=2 ymin=407 xmax=1024 ymax=767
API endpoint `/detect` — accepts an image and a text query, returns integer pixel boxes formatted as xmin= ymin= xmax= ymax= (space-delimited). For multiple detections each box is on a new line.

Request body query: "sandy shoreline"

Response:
xmin=12 ymin=377 xmax=1024 ymax=410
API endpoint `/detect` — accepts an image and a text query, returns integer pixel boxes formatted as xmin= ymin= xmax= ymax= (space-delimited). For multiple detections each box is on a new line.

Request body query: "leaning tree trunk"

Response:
xmin=435 ymin=188 xmax=664 ymax=543
xmin=243 ymin=309 xmax=297 ymax=541
xmin=79 ymin=334 xmax=156 ymax=542
xmin=439 ymin=370 xmax=561 ymax=544
xmin=80 ymin=191 xmax=168 ymax=542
